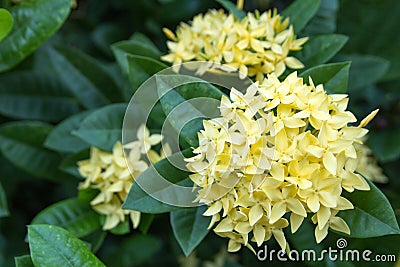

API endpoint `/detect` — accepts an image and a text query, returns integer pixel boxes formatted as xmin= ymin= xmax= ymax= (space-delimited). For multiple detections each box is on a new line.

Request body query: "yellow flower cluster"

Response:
xmin=161 ymin=9 xmax=308 ymax=80
xmin=78 ymin=124 xmax=169 ymax=230
xmin=185 ymin=72 xmax=378 ymax=252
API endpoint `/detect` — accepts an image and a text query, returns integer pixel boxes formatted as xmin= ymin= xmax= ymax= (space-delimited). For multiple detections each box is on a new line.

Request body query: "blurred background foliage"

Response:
xmin=0 ymin=0 xmax=399 ymax=266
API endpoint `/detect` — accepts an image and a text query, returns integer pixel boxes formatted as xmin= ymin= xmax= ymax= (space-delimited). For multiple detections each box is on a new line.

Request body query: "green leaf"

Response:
xmin=138 ymin=214 xmax=154 ymax=234
xmin=171 ymin=205 xmax=211 ymax=256
xmin=334 ymin=54 xmax=390 ymax=90
xmin=45 ymin=111 xmax=92 ymax=153
xmin=0 ymin=0 xmax=71 ymax=72
xmin=123 ymin=149 xmax=193 ymax=214
xmin=47 ymin=45 xmax=124 ymax=109
xmin=110 ymin=219 xmax=130 ymax=235
xmin=367 ymin=130 xmax=400 ymax=163
xmin=300 ymin=62 xmax=351 ymax=93
xmin=0 ymin=182 xmax=9 ymax=218
xmin=296 ymin=34 xmax=348 ymax=67
xmin=28 ymin=224 xmax=105 ymax=267
xmin=81 ymin=229 xmax=106 ymax=253
xmin=59 ymin=149 xmax=90 ymax=178
xmin=31 ymin=198 xmax=101 ymax=238
xmin=73 ymin=103 xmax=127 ymax=152
xmin=156 ymin=74 xmax=223 ymax=147
xmin=303 ymin=0 xmax=339 ymax=35
xmin=282 ymin=0 xmax=321 ymax=33
xmin=112 ymin=35 xmax=161 ymax=76
xmin=127 ymin=55 xmax=168 ymax=90
xmin=215 ymin=0 xmax=246 ymax=20
xmin=0 ymin=71 xmax=81 ymax=122
xmin=14 ymin=255 xmax=34 ymax=267
xmin=91 ymin=23 xmax=125 ymax=57
xmin=0 ymin=8 xmax=13 ymax=42
xmin=112 ymin=234 xmax=161 ymax=267
xmin=0 ymin=121 xmax=71 ymax=181
xmin=340 ymin=178 xmax=400 ymax=238
xmin=337 ymin=0 xmax=400 ymax=81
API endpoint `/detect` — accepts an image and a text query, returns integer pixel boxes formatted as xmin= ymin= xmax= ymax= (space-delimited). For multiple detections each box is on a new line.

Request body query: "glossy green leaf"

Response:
xmin=91 ymin=23 xmax=125 ymax=57
xmin=31 ymin=198 xmax=101 ymax=238
xmin=127 ymin=55 xmax=168 ymax=90
xmin=296 ymin=34 xmax=348 ymax=67
xmin=0 ymin=8 xmax=13 ymax=41
xmin=300 ymin=62 xmax=351 ymax=93
xmin=109 ymin=234 xmax=161 ymax=267
xmin=282 ymin=0 xmax=321 ymax=33
xmin=47 ymin=45 xmax=124 ymax=109
xmin=59 ymin=149 xmax=90 ymax=178
xmin=0 ymin=182 xmax=9 ymax=218
xmin=0 ymin=0 xmax=71 ymax=72
xmin=123 ymin=149 xmax=193 ymax=214
xmin=215 ymin=0 xmax=245 ymax=20
xmin=0 ymin=71 xmax=81 ymax=122
xmin=73 ymin=103 xmax=127 ymax=152
xmin=334 ymin=54 xmax=390 ymax=90
xmin=138 ymin=214 xmax=154 ymax=234
xmin=156 ymin=74 xmax=223 ymax=147
xmin=45 ymin=111 xmax=92 ymax=153
xmin=340 ymin=178 xmax=400 ymax=238
xmin=171 ymin=205 xmax=211 ymax=256
xmin=81 ymin=229 xmax=107 ymax=253
xmin=14 ymin=255 xmax=34 ymax=267
xmin=112 ymin=35 xmax=161 ymax=76
xmin=303 ymin=0 xmax=338 ymax=35
xmin=110 ymin=220 xmax=130 ymax=235
xmin=0 ymin=121 xmax=70 ymax=181
xmin=337 ymin=0 xmax=400 ymax=81
xmin=367 ymin=130 xmax=400 ymax=163
xmin=28 ymin=224 xmax=105 ymax=267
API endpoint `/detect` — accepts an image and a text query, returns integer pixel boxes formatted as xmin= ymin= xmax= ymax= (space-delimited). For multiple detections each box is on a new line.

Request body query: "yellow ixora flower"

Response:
xmin=161 ymin=8 xmax=308 ymax=80
xmin=78 ymin=124 xmax=170 ymax=230
xmin=185 ymin=72 xmax=379 ymax=252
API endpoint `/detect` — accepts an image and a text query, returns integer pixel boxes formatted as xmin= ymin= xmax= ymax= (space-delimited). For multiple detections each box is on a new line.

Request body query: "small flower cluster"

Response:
xmin=161 ymin=9 xmax=307 ymax=80
xmin=354 ymin=140 xmax=388 ymax=183
xmin=78 ymin=124 xmax=169 ymax=230
xmin=185 ymin=72 xmax=378 ymax=252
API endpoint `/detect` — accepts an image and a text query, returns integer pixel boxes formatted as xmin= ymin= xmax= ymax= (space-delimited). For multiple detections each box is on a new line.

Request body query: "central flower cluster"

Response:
xmin=162 ymin=9 xmax=307 ymax=80
xmin=185 ymin=72 xmax=377 ymax=252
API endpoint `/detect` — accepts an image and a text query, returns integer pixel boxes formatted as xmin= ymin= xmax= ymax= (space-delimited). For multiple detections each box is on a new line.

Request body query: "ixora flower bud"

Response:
xmin=78 ymin=124 xmax=171 ymax=230
xmin=185 ymin=72 xmax=379 ymax=252
xmin=161 ymin=9 xmax=307 ymax=80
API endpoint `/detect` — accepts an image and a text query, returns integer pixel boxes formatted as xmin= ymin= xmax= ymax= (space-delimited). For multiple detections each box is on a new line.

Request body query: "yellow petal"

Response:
xmin=286 ymin=198 xmax=306 ymax=217
xmin=315 ymin=224 xmax=329 ymax=243
xmin=228 ymin=239 xmax=241 ymax=252
xmin=359 ymin=109 xmax=379 ymax=128
xmin=323 ymin=151 xmax=337 ymax=175
xmin=330 ymin=217 xmax=350 ymax=235
xmin=234 ymin=222 xmax=252 ymax=234
xmin=290 ymin=213 xmax=304 ymax=233
xmin=316 ymin=206 xmax=331 ymax=230
xmin=249 ymin=204 xmax=264 ymax=226
xmin=203 ymin=201 xmax=223 ymax=216
xmin=130 ymin=210 xmax=141 ymax=229
xmin=270 ymin=201 xmax=286 ymax=224
xmin=253 ymin=224 xmax=266 ymax=247
xmin=272 ymin=229 xmax=286 ymax=250
xmin=307 ymin=194 xmax=320 ymax=213
xmin=284 ymin=57 xmax=304 ymax=69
